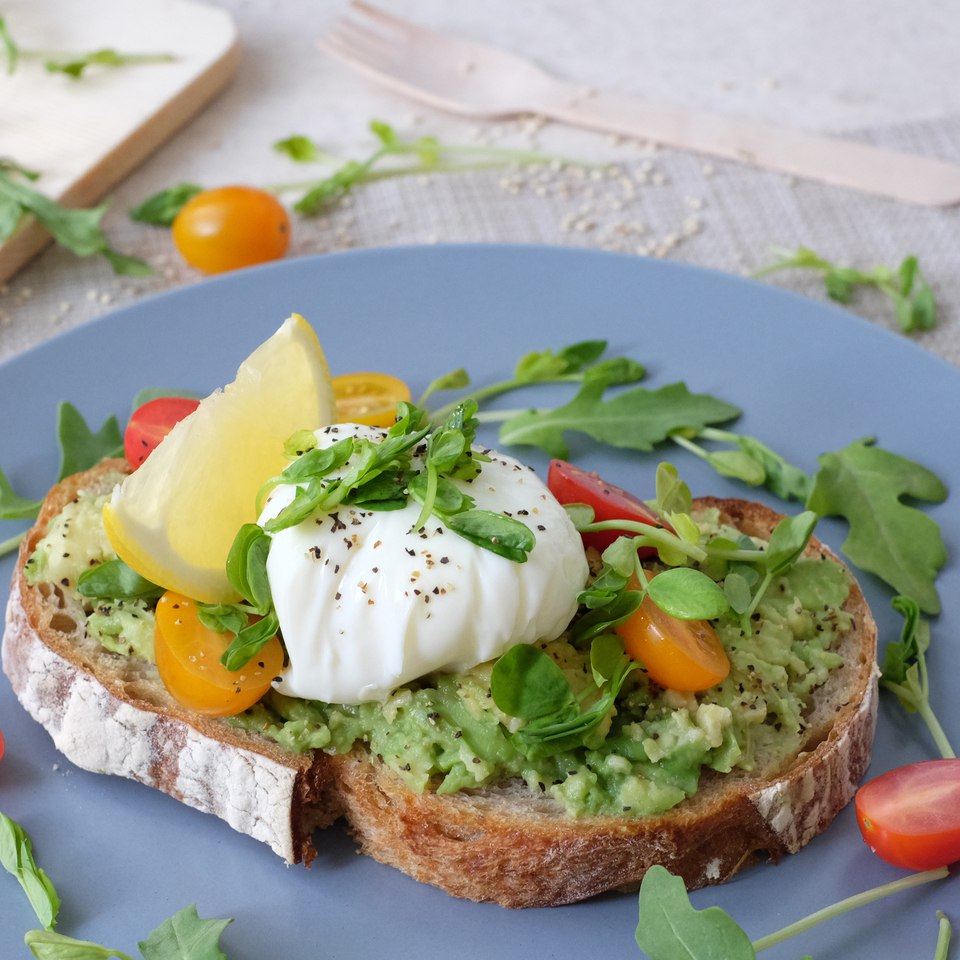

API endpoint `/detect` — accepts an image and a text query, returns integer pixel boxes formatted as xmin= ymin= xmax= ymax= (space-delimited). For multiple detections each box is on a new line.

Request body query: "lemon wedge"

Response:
xmin=103 ymin=313 xmax=335 ymax=603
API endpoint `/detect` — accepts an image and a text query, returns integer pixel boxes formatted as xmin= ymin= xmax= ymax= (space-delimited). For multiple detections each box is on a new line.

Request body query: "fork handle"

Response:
xmin=538 ymin=86 xmax=960 ymax=207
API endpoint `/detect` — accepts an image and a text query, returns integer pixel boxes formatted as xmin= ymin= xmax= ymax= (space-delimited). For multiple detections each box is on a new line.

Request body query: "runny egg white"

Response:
xmin=258 ymin=423 xmax=589 ymax=704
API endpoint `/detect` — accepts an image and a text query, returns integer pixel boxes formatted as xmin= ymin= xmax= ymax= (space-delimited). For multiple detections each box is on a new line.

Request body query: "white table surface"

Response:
xmin=2 ymin=0 xmax=959 ymax=364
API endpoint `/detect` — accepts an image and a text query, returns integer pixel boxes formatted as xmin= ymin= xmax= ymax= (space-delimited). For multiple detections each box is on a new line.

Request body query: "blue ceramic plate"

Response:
xmin=1 ymin=246 xmax=957 ymax=960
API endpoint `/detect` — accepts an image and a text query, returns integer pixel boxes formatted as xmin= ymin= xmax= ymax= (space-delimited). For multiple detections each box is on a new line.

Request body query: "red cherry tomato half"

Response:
xmin=855 ymin=759 xmax=960 ymax=870
xmin=547 ymin=459 xmax=666 ymax=553
xmin=124 ymin=396 xmax=201 ymax=469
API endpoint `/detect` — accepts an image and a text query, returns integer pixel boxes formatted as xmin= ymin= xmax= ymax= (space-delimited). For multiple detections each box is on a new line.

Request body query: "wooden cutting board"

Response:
xmin=0 ymin=0 xmax=239 ymax=283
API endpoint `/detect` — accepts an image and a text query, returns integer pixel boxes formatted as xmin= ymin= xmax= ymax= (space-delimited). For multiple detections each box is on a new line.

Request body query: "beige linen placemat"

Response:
xmin=1 ymin=113 xmax=957 ymax=365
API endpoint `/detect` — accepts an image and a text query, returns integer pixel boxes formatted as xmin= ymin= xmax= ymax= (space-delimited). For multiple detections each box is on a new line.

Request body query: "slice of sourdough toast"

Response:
xmin=2 ymin=460 xmax=878 ymax=908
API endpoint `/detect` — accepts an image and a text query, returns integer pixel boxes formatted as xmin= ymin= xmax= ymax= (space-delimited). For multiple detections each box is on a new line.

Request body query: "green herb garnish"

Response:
xmin=24 ymin=904 xmax=231 ymax=960
xmin=807 ymin=438 xmax=947 ymax=614
xmin=0 ymin=18 xmax=174 ymax=79
xmin=132 ymin=120 xmax=583 ymax=225
xmin=880 ymin=595 xmax=955 ymax=759
xmin=0 ymin=813 xmax=61 ymax=930
xmin=491 ymin=463 xmax=818 ymax=747
xmin=754 ymin=246 xmax=937 ymax=334
xmin=0 ymin=160 xmax=152 ymax=276
xmin=432 ymin=339 xmax=949 ymax=614
xmin=44 ymin=49 xmax=175 ymax=80
xmin=635 ymin=864 xmax=947 ymax=959
xmin=129 ymin=184 xmax=203 ymax=227
xmin=1 ymin=402 xmax=125 ymax=558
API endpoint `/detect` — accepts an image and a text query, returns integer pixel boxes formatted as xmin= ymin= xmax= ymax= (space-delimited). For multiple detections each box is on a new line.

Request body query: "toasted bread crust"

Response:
xmin=2 ymin=462 xmax=878 ymax=907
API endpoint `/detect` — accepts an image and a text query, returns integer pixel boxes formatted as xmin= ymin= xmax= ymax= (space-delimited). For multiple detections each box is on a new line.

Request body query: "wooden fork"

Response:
xmin=319 ymin=1 xmax=960 ymax=207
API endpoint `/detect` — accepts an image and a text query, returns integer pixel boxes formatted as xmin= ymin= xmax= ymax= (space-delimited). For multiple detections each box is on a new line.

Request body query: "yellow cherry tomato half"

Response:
xmin=154 ymin=591 xmax=284 ymax=717
xmin=616 ymin=578 xmax=730 ymax=692
xmin=172 ymin=186 xmax=291 ymax=274
xmin=333 ymin=371 xmax=412 ymax=426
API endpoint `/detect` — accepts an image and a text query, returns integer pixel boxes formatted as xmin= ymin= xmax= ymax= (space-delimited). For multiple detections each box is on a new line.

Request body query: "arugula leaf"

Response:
xmin=754 ymin=246 xmax=937 ymax=334
xmin=498 ymin=380 xmax=740 ymax=459
xmin=138 ymin=904 xmax=232 ymax=960
xmin=0 ymin=402 xmax=124 ymax=559
xmin=806 ymin=437 xmax=947 ymax=614
xmin=23 ymin=905 xmax=232 ymax=960
xmin=636 ymin=864 xmax=949 ymax=960
xmin=0 ymin=813 xmax=61 ymax=930
xmin=56 ymin=403 xmax=124 ymax=480
xmin=636 ymin=865 xmax=755 ymax=960
xmin=646 ymin=567 xmax=729 ymax=620
xmin=0 ymin=166 xmax=152 ymax=275
xmin=129 ymin=184 xmax=203 ymax=226
xmin=880 ymin=595 xmax=955 ymax=759
xmin=0 ymin=467 xmax=42 ymax=519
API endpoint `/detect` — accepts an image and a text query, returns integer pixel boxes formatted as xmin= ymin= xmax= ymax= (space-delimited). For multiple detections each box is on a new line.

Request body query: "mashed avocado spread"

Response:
xmin=28 ymin=493 xmax=852 ymax=819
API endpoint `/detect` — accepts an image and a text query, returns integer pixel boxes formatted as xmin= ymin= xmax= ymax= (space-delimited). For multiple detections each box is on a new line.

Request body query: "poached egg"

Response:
xmin=258 ymin=423 xmax=588 ymax=704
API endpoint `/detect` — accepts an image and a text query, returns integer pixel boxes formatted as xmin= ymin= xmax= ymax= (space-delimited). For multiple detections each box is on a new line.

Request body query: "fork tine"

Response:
xmin=326 ymin=18 xmax=398 ymax=60
xmin=347 ymin=1 xmax=426 ymax=41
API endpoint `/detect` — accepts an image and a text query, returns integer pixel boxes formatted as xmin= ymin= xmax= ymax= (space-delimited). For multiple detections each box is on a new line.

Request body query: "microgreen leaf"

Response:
xmin=129 ymin=184 xmax=203 ymax=226
xmin=655 ymin=463 xmax=692 ymax=517
xmin=137 ymin=904 xmax=232 ymax=960
xmin=498 ymin=381 xmax=740 ymax=459
xmin=44 ymin=49 xmax=175 ymax=79
xmin=500 ymin=636 xmax=638 ymax=750
xmin=762 ymin=510 xmax=818 ymax=577
xmin=490 ymin=643 xmax=576 ymax=721
xmin=56 ymin=403 xmax=124 ymax=480
xmin=636 ymin=865 xmax=756 ymax=960
xmin=0 ymin=167 xmax=152 ymax=274
xmin=224 ymin=523 xmax=272 ymax=614
xmin=754 ymin=246 xmax=937 ymax=334
xmin=806 ymin=437 xmax=947 ymax=613
xmin=220 ymin=610 xmax=280 ymax=673
xmin=418 ymin=368 xmax=471 ymax=405
xmin=281 ymin=119 xmax=578 ymax=216
xmin=571 ymin=587 xmax=643 ymax=644
xmin=24 ymin=929 xmax=134 ymax=960
xmin=880 ymin=595 xmax=955 ymax=759
xmin=646 ymin=567 xmax=729 ymax=620
xmin=0 ymin=813 xmax=61 ymax=930
xmin=272 ymin=134 xmax=336 ymax=164
xmin=514 ymin=340 xmax=607 ymax=382
xmin=196 ymin=603 xmax=248 ymax=637
xmin=77 ymin=559 xmax=164 ymax=601
xmin=445 ymin=510 xmax=535 ymax=563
